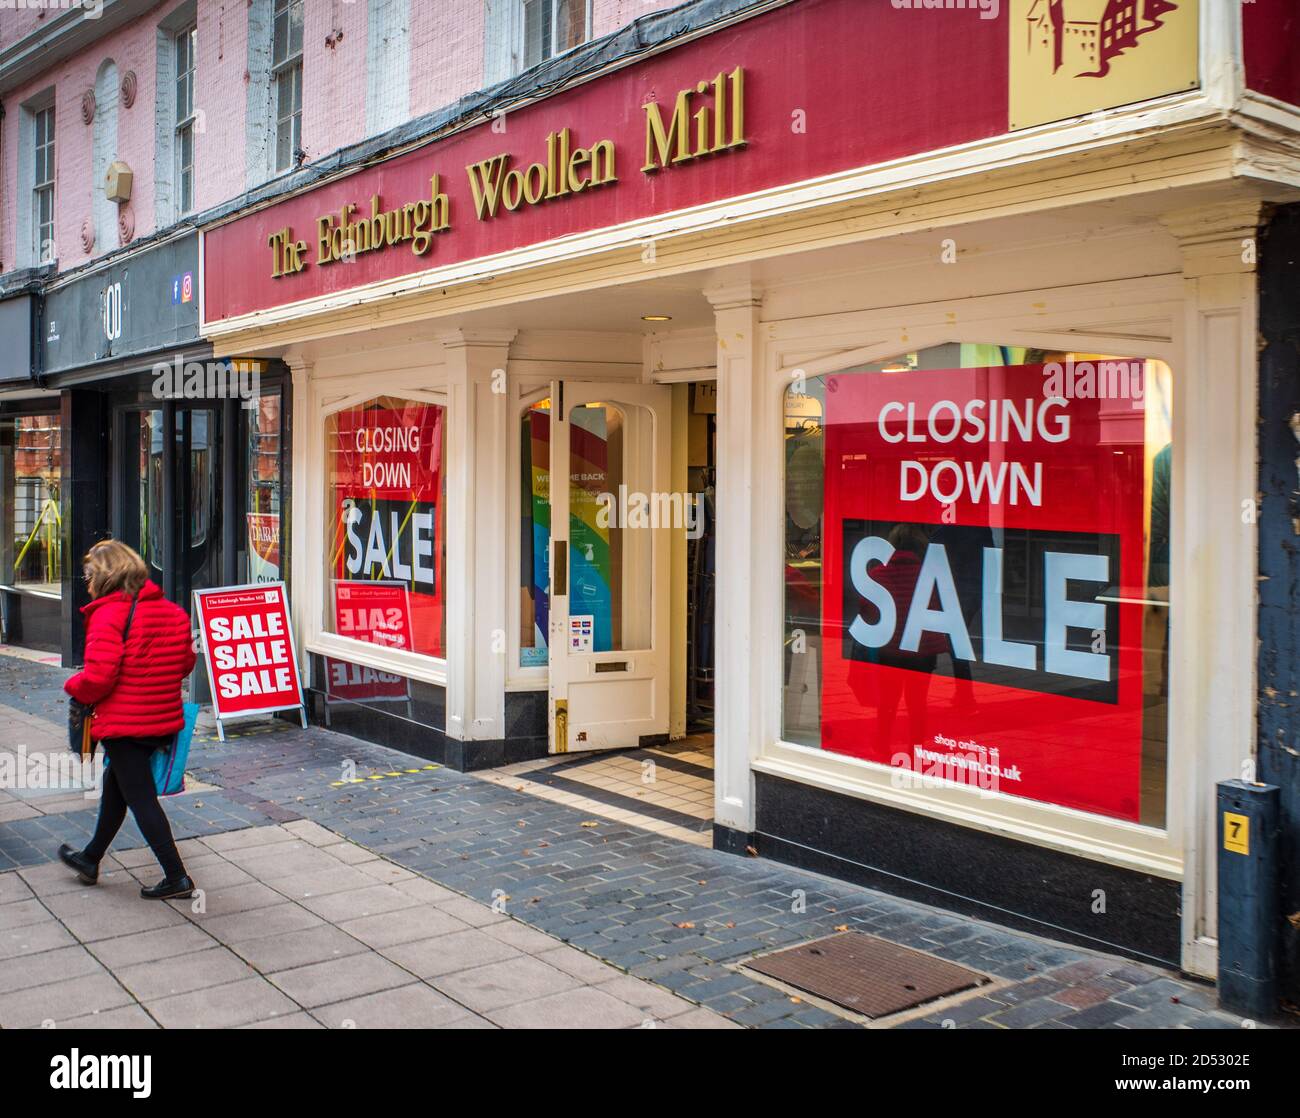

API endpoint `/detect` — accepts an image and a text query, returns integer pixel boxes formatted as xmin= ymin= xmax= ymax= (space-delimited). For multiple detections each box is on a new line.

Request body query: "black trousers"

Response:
xmin=83 ymin=736 xmax=186 ymax=879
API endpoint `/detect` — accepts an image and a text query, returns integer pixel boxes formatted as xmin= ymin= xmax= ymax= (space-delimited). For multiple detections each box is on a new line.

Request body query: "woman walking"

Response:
xmin=58 ymin=540 xmax=198 ymax=899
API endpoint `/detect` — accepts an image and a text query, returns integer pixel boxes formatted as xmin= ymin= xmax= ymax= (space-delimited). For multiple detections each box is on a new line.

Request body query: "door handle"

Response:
xmin=553 ymin=539 xmax=567 ymax=596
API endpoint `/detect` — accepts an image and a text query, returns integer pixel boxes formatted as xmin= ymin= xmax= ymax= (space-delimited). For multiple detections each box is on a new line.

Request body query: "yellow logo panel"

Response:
xmin=1009 ymin=0 xmax=1199 ymax=131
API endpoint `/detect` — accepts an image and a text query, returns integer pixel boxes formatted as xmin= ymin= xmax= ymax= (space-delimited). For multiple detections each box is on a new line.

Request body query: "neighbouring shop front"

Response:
xmin=4 ymin=230 xmax=290 ymax=664
xmin=195 ymin=0 xmax=1300 ymax=987
xmin=0 ymin=273 xmax=61 ymax=653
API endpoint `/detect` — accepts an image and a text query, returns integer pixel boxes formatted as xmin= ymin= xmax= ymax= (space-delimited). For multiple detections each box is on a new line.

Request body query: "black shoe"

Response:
xmin=140 ymin=874 xmax=195 ymax=901
xmin=58 ymin=844 xmax=99 ymax=885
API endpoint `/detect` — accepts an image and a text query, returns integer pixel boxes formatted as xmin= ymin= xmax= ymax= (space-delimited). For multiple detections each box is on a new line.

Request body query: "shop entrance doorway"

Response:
xmin=545 ymin=381 xmax=672 ymax=753
xmin=488 ymin=378 xmax=716 ymax=844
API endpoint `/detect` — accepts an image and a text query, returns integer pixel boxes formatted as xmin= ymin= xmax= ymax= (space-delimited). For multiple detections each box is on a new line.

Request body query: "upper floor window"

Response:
xmin=174 ymin=25 xmax=197 ymax=214
xmin=272 ymin=0 xmax=304 ymax=172
xmin=522 ymin=0 xmax=589 ymax=69
xmin=32 ymin=104 xmax=55 ymax=264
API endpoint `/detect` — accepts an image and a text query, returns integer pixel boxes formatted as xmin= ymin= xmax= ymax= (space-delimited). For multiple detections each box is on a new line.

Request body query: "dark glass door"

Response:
xmin=116 ymin=403 xmax=223 ymax=611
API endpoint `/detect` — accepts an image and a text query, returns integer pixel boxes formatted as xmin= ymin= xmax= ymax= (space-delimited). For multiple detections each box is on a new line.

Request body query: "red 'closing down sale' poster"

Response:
xmin=820 ymin=363 xmax=1151 ymax=821
xmin=330 ymin=401 xmax=444 ymax=657
xmin=194 ymin=583 xmax=304 ymax=719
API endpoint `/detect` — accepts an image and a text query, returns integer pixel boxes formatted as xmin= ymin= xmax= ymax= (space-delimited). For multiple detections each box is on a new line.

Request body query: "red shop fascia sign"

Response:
xmin=202 ymin=0 xmax=1009 ymax=324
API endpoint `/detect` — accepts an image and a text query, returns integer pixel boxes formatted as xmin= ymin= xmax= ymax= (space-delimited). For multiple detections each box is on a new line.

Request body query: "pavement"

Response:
xmin=0 ymin=646 xmax=1276 ymax=1030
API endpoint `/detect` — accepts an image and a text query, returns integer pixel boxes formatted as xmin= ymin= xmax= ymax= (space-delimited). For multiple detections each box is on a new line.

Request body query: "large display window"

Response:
xmin=324 ymin=395 xmax=446 ymax=660
xmin=782 ymin=344 xmax=1173 ymax=828
xmin=1 ymin=413 xmax=62 ymax=595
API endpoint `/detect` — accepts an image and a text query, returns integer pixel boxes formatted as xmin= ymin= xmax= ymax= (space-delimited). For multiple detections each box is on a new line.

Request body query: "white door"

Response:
xmin=547 ymin=382 xmax=671 ymax=753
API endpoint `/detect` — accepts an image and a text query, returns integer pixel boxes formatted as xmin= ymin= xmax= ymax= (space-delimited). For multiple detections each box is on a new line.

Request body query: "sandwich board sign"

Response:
xmin=193 ymin=582 xmax=305 ymax=741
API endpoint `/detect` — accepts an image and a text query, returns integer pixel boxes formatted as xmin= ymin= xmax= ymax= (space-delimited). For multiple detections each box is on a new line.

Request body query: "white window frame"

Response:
xmin=174 ymin=24 xmax=197 ymax=215
xmin=31 ymin=102 xmax=56 ymax=265
xmin=304 ymin=381 xmax=451 ymax=685
xmin=516 ymin=0 xmax=592 ymax=73
xmin=745 ymin=279 xmax=1192 ymax=885
xmin=271 ymin=0 xmax=304 ymax=173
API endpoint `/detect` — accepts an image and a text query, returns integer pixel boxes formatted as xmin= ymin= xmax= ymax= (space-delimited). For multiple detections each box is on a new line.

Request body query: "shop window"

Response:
xmin=325 ymin=396 xmax=446 ymax=659
xmin=782 ymin=345 xmax=1173 ymax=828
xmin=519 ymin=399 xmax=551 ymax=667
xmin=1 ymin=415 xmax=63 ymax=595
xmin=244 ymin=389 xmax=283 ymax=584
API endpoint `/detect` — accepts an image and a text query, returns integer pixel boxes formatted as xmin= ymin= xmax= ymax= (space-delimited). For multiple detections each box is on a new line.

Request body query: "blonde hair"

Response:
xmin=83 ymin=540 xmax=148 ymax=600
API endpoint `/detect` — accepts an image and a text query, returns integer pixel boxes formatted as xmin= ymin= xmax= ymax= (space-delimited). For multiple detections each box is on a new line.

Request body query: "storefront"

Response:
xmin=0 ymin=274 xmax=61 ymax=653
xmin=197 ymin=0 xmax=1299 ymax=980
xmin=4 ymin=230 xmax=290 ymax=663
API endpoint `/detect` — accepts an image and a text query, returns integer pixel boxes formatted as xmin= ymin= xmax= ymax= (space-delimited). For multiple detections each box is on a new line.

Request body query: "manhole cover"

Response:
xmin=745 ymin=931 xmax=988 ymax=1018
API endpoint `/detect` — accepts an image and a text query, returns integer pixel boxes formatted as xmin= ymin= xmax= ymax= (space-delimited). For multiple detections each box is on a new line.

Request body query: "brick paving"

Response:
xmin=0 ymin=650 xmax=1273 ymax=1029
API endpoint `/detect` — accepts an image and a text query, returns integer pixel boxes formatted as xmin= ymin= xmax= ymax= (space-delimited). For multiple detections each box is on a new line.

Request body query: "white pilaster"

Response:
xmin=442 ymin=329 xmax=517 ymax=742
xmin=708 ymin=282 xmax=769 ymax=838
xmin=1161 ymin=201 xmax=1263 ymax=978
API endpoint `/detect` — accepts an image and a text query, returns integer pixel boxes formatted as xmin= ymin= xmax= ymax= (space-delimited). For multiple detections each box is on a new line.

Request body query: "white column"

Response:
xmin=1161 ymin=201 xmax=1262 ymax=978
xmin=707 ymin=282 xmax=770 ymax=840
xmin=285 ymin=352 xmax=313 ymax=680
xmin=442 ymin=329 xmax=517 ymax=743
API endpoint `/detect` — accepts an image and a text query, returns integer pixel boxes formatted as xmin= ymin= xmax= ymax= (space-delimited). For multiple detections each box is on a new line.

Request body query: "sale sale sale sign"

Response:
xmin=194 ymin=582 xmax=305 ymax=738
xmin=329 ymin=399 xmax=444 ymax=657
xmin=819 ymin=360 xmax=1154 ymax=821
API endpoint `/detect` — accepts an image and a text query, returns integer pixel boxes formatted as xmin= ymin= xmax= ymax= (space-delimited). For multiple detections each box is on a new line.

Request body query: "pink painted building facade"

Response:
xmin=0 ymin=0 xmax=682 ymax=277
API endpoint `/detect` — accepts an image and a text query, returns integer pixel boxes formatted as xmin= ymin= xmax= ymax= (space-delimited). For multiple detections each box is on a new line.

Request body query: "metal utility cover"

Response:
xmin=745 ymin=932 xmax=987 ymax=1018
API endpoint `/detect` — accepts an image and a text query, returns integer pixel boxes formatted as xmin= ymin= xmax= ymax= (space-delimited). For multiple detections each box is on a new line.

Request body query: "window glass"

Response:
xmin=245 ymin=389 xmax=282 ymax=584
xmin=568 ymin=401 xmax=653 ymax=653
xmin=782 ymin=345 xmax=1172 ymax=827
xmin=519 ymin=399 xmax=551 ymax=667
xmin=523 ymin=0 xmax=587 ymax=69
xmin=2 ymin=415 xmax=62 ymax=595
xmin=175 ymin=26 xmax=196 ymax=213
xmin=325 ymin=397 xmax=445 ymax=659
xmin=273 ymin=0 xmax=303 ymax=172
xmin=32 ymin=104 xmax=55 ymax=263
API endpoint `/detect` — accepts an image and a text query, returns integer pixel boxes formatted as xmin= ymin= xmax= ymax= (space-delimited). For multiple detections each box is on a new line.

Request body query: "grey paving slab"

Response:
xmin=145 ymin=975 xmax=302 ymax=1029
xmin=487 ymin=986 xmax=648 ymax=1029
xmin=0 ymin=944 xmax=106 ymax=994
xmin=267 ymin=951 xmax=415 ymax=1008
xmin=431 ymin=955 xmax=581 ymax=1013
xmin=85 ymin=923 xmax=216 ymax=969
xmin=191 ymin=901 xmax=325 ymax=943
xmin=226 ymin=923 xmax=370 ymax=973
xmin=378 ymin=928 xmax=522 ymax=978
xmin=338 ymin=905 xmax=470 ymax=949
xmin=114 ymin=946 xmax=260 ymax=1001
xmin=0 ymin=971 xmax=135 ymax=1028
xmin=309 ymin=982 xmax=472 ymax=1028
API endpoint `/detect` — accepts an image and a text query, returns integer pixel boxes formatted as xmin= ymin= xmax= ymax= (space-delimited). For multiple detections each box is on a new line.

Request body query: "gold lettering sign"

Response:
xmin=268 ymin=68 xmax=749 ymax=278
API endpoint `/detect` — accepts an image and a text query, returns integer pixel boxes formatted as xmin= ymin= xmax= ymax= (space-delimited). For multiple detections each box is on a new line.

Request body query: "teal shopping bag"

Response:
xmin=103 ymin=703 xmax=198 ymax=797
xmin=153 ymin=702 xmax=199 ymax=797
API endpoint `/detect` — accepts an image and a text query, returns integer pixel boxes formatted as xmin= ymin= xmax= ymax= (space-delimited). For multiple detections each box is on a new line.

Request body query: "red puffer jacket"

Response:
xmin=65 ymin=580 xmax=197 ymax=740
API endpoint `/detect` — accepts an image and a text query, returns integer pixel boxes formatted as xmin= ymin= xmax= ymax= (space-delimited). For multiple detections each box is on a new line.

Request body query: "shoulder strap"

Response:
xmin=121 ymin=592 xmax=139 ymax=646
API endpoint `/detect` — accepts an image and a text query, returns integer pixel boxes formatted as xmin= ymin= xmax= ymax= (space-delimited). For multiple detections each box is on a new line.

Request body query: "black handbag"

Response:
xmin=69 ymin=592 xmax=138 ymax=757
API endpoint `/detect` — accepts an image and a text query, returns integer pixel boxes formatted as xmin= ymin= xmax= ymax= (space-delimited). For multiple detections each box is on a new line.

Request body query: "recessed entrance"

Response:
xmin=499 ymin=378 xmax=717 ymax=837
